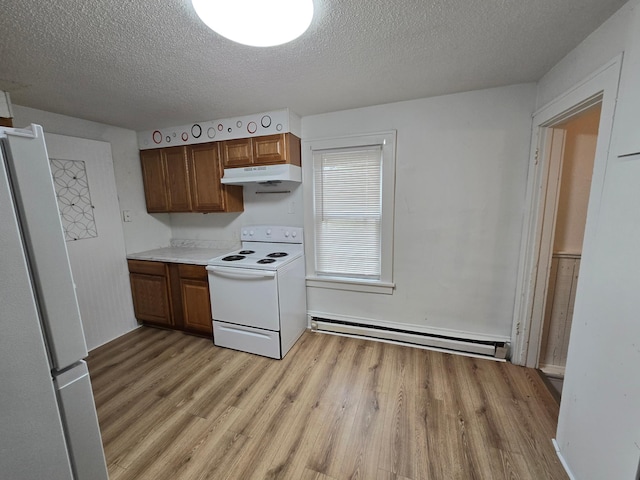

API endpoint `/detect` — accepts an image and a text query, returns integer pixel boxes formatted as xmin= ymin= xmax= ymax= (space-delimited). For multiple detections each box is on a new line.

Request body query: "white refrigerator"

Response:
xmin=0 ymin=124 xmax=109 ymax=480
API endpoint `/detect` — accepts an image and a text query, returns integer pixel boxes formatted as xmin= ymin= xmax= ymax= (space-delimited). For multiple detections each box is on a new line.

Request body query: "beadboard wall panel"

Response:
xmin=45 ymin=133 xmax=138 ymax=350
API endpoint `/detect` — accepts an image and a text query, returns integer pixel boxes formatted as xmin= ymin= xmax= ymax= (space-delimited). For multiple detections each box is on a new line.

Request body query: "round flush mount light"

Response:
xmin=191 ymin=0 xmax=314 ymax=47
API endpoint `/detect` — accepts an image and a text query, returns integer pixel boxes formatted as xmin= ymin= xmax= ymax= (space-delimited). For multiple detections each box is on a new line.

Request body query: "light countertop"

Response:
xmin=126 ymin=246 xmax=235 ymax=266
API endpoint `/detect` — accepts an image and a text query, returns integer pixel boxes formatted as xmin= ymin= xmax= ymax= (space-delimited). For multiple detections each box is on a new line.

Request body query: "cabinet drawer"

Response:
xmin=177 ymin=263 xmax=208 ymax=280
xmin=213 ymin=321 xmax=281 ymax=359
xmin=127 ymin=259 xmax=167 ymax=276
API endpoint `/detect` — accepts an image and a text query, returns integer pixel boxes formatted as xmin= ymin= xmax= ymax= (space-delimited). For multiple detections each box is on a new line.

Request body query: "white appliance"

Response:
xmin=220 ymin=163 xmax=302 ymax=185
xmin=206 ymin=225 xmax=307 ymax=359
xmin=0 ymin=125 xmax=109 ymax=480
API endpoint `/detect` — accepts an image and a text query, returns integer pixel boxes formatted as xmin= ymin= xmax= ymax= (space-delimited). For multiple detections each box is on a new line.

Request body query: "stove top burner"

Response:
xmin=267 ymin=252 xmax=288 ymax=258
xmin=238 ymin=250 xmax=255 ymax=255
xmin=257 ymin=258 xmax=276 ymax=264
xmin=222 ymin=255 xmax=245 ymax=261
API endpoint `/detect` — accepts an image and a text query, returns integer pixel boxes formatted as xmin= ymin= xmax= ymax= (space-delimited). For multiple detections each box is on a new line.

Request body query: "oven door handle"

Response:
xmin=206 ymin=265 xmax=277 ymax=279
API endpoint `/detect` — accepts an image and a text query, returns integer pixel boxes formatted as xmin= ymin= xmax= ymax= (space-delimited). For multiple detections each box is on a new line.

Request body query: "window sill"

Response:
xmin=306 ymin=276 xmax=395 ymax=295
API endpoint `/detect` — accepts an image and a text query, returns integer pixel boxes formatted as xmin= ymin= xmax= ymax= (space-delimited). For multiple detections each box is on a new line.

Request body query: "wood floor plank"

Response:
xmin=129 ymin=405 xmax=245 ymax=480
xmin=299 ymin=469 xmax=339 ymax=480
xmin=106 ymin=462 xmax=129 ymax=480
xmin=305 ymin=337 xmax=373 ymax=478
xmin=377 ymin=343 xmax=417 ymax=478
xmin=89 ymin=327 xmax=568 ymax=480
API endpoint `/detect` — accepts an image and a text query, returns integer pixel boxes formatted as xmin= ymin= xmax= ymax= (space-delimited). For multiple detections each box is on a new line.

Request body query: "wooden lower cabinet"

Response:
xmin=128 ymin=260 xmax=212 ymax=337
xmin=169 ymin=263 xmax=213 ymax=337
xmin=128 ymin=260 xmax=173 ymax=328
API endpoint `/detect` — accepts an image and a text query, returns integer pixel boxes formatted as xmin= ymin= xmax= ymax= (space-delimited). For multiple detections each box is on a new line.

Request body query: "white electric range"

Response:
xmin=206 ymin=226 xmax=307 ymax=359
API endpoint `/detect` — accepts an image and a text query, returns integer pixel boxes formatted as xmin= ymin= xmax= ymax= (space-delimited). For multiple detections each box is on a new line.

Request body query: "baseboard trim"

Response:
xmin=310 ymin=315 xmax=509 ymax=359
xmin=536 ymin=369 xmax=561 ymax=405
xmin=552 ymin=439 xmax=577 ymax=480
xmin=312 ymin=329 xmax=506 ymax=362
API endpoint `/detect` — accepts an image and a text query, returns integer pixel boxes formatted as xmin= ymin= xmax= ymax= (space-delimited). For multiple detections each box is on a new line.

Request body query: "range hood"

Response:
xmin=221 ymin=164 xmax=302 ymax=185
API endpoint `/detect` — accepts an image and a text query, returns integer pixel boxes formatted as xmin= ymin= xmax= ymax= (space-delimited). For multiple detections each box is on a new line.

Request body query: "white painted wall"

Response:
xmin=535 ymin=2 xmax=633 ymax=110
xmin=301 ymin=84 xmax=537 ymax=340
xmin=168 ymin=182 xmax=304 ymax=243
xmin=537 ymin=0 xmax=640 ymax=478
xmin=553 ymin=106 xmax=600 ymax=254
xmin=11 ymin=105 xmax=172 ymax=253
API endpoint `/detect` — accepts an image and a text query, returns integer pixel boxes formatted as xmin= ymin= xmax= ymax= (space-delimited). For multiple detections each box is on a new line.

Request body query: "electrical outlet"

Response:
xmin=122 ymin=210 xmax=132 ymax=222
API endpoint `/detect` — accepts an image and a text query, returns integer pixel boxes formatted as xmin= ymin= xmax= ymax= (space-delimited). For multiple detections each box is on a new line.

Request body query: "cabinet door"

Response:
xmin=180 ymin=278 xmax=213 ymax=336
xmin=177 ymin=264 xmax=213 ymax=336
xmin=252 ymin=134 xmax=287 ymax=165
xmin=222 ymin=138 xmax=253 ymax=167
xmin=188 ymin=143 xmax=225 ymax=212
xmin=140 ymin=149 xmax=169 ymax=212
xmin=129 ymin=271 xmax=173 ymax=327
xmin=164 ymin=146 xmax=192 ymax=212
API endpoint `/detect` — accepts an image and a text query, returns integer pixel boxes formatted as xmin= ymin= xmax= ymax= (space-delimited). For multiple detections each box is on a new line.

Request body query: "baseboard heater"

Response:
xmin=310 ymin=317 xmax=509 ymax=359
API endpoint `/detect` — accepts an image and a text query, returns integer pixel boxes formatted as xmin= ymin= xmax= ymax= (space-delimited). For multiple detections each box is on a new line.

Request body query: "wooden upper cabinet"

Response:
xmin=140 ymin=143 xmax=243 ymax=213
xmin=140 ymin=147 xmax=190 ymax=213
xmin=256 ymin=133 xmax=300 ymax=166
xmin=222 ymin=138 xmax=253 ymax=168
xmin=163 ymin=147 xmax=192 ymax=212
xmin=188 ymin=143 xmax=224 ymax=212
xmin=187 ymin=143 xmax=244 ymax=213
xmin=222 ymin=133 xmax=301 ymax=168
xmin=140 ymin=149 xmax=169 ymax=212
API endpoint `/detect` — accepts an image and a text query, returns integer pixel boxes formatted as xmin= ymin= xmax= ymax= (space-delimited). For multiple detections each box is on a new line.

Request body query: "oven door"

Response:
xmin=206 ymin=265 xmax=280 ymax=331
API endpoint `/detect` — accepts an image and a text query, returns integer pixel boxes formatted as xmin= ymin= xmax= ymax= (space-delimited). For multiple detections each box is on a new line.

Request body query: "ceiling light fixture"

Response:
xmin=191 ymin=0 xmax=314 ymax=48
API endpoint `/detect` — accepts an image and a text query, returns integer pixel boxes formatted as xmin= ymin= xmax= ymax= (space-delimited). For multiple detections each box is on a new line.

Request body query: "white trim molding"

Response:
xmin=510 ymin=54 xmax=623 ymax=366
xmin=552 ymin=439 xmax=578 ymax=480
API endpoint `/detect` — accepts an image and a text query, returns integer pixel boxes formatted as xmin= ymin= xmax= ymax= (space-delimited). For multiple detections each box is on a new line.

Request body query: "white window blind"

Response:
xmin=313 ymin=145 xmax=383 ymax=279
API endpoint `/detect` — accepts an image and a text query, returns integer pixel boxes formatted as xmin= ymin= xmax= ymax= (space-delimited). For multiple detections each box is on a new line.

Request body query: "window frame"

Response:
xmin=302 ymin=131 xmax=396 ymax=294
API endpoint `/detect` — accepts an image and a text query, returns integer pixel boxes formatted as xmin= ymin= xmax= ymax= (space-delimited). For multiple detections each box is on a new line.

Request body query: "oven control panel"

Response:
xmin=241 ymin=225 xmax=303 ymax=244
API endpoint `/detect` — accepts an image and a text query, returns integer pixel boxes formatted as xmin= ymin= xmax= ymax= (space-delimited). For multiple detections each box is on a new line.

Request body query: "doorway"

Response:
xmin=536 ymin=105 xmax=602 ymax=394
xmin=510 ymin=55 xmax=622 ymax=370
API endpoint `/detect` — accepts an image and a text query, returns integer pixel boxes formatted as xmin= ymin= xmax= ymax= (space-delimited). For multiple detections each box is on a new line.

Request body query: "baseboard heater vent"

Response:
xmin=310 ymin=318 xmax=508 ymax=359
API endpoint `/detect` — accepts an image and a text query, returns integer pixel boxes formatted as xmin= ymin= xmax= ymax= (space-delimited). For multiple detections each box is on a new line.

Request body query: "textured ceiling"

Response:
xmin=0 ymin=0 xmax=627 ymax=131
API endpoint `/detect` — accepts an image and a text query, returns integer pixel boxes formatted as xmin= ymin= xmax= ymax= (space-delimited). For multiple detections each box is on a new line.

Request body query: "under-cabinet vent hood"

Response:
xmin=221 ymin=164 xmax=302 ymax=185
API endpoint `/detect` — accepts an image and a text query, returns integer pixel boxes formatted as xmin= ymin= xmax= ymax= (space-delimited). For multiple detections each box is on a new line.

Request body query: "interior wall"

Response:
xmin=168 ymin=182 xmax=304 ymax=244
xmin=536 ymin=0 xmax=640 ymax=478
xmin=535 ymin=2 xmax=633 ymax=110
xmin=553 ymin=105 xmax=601 ymax=254
xmin=301 ymin=83 xmax=537 ymax=340
xmin=11 ymin=105 xmax=172 ymax=253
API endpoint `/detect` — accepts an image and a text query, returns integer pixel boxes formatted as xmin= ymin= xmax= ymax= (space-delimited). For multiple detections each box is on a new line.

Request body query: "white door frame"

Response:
xmin=510 ymin=55 xmax=623 ymax=367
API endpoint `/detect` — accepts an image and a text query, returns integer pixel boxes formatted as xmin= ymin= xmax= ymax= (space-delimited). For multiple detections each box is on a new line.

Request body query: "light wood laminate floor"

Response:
xmin=87 ymin=327 xmax=568 ymax=480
